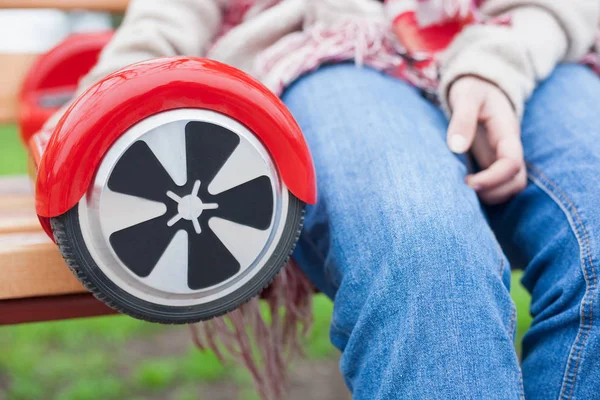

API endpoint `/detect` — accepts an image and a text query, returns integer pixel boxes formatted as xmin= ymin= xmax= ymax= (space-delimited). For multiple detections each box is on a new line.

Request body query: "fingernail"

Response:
xmin=466 ymin=177 xmax=480 ymax=191
xmin=448 ymin=135 xmax=468 ymax=153
xmin=467 ymin=179 xmax=481 ymax=191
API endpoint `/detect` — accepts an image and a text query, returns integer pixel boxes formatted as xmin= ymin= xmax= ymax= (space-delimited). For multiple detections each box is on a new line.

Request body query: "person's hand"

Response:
xmin=446 ymin=76 xmax=527 ymax=205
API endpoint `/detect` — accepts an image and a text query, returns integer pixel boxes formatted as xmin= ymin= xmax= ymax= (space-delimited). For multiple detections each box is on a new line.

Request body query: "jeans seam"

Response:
xmin=519 ymin=373 xmax=526 ymax=400
xmin=330 ymin=319 xmax=352 ymax=338
xmin=526 ymin=163 xmax=597 ymax=400
xmin=498 ymin=251 xmax=507 ymax=278
xmin=299 ymin=231 xmax=352 ymax=339
xmin=508 ymin=298 xmax=526 ymax=400
xmin=496 ymin=241 xmax=522 ymax=399
xmin=509 ymin=301 xmax=517 ymax=343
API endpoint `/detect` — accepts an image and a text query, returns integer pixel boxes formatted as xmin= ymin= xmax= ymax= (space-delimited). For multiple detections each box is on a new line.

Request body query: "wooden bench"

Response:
xmin=0 ymin=0 xmax=129 ymax=123
xmin=0 ymin=176 xmax=119 ymax=324
xmin=0 ymin=0 xmax=128 ymax=325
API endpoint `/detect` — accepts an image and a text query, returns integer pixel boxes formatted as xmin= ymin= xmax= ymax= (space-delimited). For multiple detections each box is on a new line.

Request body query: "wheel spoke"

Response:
xmin=166 ymin=191 xmax=181 ymax=202
xmin=208 ymin=217 xmax=270 ymax=271
xmin=208 ymin=138 xmax=271 ymax=196
xmin=185 ymin=121 xmax=240 ymax=185
xmin=109 ymin=215 xmax=173 ymax=278
xmin=213 ymin=176 xmax=274 ymax=230
xmin=192 ymin=218 xmax=202 ymax=234
xmin=141 ymin=121 xmax=188 ymax=186
xmin=187 ymin=227 xmax=240 ymax=290
xmin=167 ymin=215 xmax=182 ymax=227
xmin=142 ymin=230 xmax=191 ymax=293
xmin=100 ymin=189 xmax=167 ymax=235
xmin=108 ymin=141 xmax=174 ymax=202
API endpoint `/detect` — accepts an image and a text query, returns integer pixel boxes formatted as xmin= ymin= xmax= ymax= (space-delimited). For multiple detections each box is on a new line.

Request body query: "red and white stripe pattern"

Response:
xmin=223 ymin=0 xmax=600 ymax=99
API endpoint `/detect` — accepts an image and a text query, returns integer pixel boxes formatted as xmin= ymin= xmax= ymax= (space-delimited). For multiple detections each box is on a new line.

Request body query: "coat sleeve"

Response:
xmin=438 ymin=0 xmax=599 ymax=118
xmin=44 ymin=0 xmax=222 ymax=128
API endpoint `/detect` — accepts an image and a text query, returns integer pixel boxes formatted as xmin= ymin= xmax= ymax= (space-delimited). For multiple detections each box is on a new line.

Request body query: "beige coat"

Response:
xmin=73 ymin=0 xmax=599 ymax=119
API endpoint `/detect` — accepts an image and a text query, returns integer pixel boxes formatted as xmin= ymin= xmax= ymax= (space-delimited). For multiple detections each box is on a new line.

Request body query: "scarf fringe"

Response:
xmin=255 ymin=19 xmax=413 ymax=95
xmin=190 ymin=260 xmax=315 ymax=400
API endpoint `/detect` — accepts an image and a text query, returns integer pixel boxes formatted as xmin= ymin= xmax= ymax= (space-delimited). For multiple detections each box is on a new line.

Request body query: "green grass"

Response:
xmin=0 ymin=300 xmax=338 ymax=400
xmin=0 ymin=123 xmax=533 ymax=399
xmin=0 ymin=125 xmax=27 ymax=175
xmin=0 ymin=293 xmax=531 ymax=400
xmin=305 ymin=295 xmax=336 ymax=359
xmin=133 ymin=359 xmax=179 ymax=390
xmin=0 ymin=316 xmax=161 ymax=399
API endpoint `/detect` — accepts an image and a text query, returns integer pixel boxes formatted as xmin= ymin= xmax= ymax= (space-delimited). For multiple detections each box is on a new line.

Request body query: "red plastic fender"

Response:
xmin=36 ymin=57 xmax=317 ymax=222
xmin=19 ymin=31 xmax=113 ymax=143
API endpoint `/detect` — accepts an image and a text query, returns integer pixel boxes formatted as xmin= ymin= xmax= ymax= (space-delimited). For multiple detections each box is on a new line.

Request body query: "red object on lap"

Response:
xmin=392 ymin=10 xmax=474 ymax=54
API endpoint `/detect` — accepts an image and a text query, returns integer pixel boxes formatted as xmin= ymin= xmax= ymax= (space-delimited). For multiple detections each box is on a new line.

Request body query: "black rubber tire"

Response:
xmin=50 ymin=194 xmax=305 ymax=324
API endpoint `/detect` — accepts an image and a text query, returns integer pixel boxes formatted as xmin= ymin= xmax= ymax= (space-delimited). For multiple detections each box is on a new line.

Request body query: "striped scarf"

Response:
xmin=220 ymin=0 xmax=600 ymax=94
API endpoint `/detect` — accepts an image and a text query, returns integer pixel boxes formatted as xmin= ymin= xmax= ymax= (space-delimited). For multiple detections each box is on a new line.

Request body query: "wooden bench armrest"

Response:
xmin=0 ymin=176 xmax=115 ymax=325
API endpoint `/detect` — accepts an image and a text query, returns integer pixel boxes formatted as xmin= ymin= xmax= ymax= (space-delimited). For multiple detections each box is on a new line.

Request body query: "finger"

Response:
xmin=470 ymin=126 xmax=496 ymax=169
xmin=467 ymin=126 xmax=524 ymax=190
xmin=478 ymin=168 xmax=528 ymax=205
xmin=447 ymin=97 xmax=482 ymax=154
xmin=480 ymin=94 xmax=521 ymax=151
xmin=466 ymin=157 xmax=521 ymax=191
xmin=495 ymin=129 xmax=524 ymax=165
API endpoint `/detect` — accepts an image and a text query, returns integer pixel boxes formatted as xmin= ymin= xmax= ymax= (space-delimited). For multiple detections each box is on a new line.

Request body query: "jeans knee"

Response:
xmin=330 ymin=204 xmax=512 ymax=341
xmin=336 ymin=189 xmax=508 ymax=288
xmin=397 ymin=209 xmax=509 ymax=302
xmin=330 ymin=207 xmax=520 ymax=399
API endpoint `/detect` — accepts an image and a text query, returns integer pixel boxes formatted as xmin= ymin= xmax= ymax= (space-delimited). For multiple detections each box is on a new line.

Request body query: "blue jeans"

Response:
xmin=283 ymin=64 xmax=600 ymax=399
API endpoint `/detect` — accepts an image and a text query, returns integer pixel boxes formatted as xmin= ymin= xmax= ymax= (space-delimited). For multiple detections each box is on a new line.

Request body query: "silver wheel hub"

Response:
xmin=77 ymin=109 xmax=289 ymax=307
xmin=166 ymin=180 xmax=218 ymax=234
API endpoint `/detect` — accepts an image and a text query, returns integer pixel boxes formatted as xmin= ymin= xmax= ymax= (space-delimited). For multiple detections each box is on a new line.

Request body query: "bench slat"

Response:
xmin=0 ymin=176 xmax=100 ymax=307
xmin=0 ymin=53 xmax=38 ymax=123
xmin=0 ymin=176 xmax=115 ymax=324
xmin=0 ymin=175 xmax=33 ymax=195
xmin=0 ymin=231 xmax=88 ymax=300
xmin=0 ymin=193 xmax=39 ymax=234
xmin=0 ymin=177 xmax=39 ymax=234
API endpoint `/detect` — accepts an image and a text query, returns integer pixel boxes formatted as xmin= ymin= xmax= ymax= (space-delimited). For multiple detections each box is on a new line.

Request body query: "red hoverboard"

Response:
xmin=22 ymin=33 xmax=317 ymax=324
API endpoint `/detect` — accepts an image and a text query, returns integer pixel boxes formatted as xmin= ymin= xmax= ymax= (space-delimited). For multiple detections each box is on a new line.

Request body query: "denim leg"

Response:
xmin=487 ymin=64 xmax=600 ymax=400
xmin=283 ymin=64 xmax=523 ymax=399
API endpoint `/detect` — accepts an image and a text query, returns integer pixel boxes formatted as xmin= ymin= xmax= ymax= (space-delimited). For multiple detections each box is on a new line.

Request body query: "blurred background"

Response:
xmin=0 ymin=5 xmax=533 ymax=400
